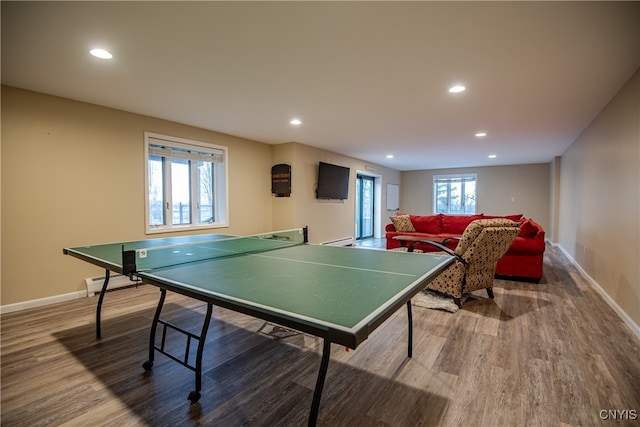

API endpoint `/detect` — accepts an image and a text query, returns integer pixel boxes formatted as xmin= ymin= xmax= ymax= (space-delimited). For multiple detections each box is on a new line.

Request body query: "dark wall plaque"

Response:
xmin=271 ymin=164 xmax=291 ymax=197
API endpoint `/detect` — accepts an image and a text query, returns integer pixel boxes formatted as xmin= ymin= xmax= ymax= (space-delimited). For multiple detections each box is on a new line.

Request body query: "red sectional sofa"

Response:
xmin=386 ymin=213 xmax=545 ymax=282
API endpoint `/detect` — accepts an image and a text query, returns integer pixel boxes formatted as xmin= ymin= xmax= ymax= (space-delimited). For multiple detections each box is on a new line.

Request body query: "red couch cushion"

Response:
xmin=518 ymin=219 xmax=539 ymax=237
xmin=508 ymin=236 xmax=545 ymax=253
xmin=410 ymin=214 xmax=442 ymax=233
xmin=441 ymin=214 xmax=483 ymax=234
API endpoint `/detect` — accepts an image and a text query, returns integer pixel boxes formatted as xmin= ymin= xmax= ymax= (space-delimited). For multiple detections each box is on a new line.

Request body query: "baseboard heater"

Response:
xmin=85 ymin=274 xmax=140 ymax=297
xmin=321 ymin=237 xmax=354 ymax=247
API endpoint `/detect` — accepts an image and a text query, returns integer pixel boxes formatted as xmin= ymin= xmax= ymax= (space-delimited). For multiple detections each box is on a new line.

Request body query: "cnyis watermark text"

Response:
xmin=599 ymin=409 xmax=637 ymax=421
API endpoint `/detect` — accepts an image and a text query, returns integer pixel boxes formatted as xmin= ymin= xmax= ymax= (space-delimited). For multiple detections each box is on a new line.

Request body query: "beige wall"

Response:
xmin=549 ymin=156 xmax=562 ymax=243
xmin=272 ymin=141 xmax=401 ymax=244
xmin=400 ymin=163 xmax=551 ymax=231
xmin=1 ymin=86 xmax=401 ymax=306
xmin=1 ymin=86 xmax=273 ymax=305
xmin=558 ymin=68 xmax=640 ymax=328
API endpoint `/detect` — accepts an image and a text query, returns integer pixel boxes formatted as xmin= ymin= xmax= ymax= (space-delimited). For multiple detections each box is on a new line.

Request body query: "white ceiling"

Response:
xmin=2 ymin=1 xmax=639 ymax=171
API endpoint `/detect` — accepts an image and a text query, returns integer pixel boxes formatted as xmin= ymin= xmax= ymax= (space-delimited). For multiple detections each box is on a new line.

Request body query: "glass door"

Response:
xmin=356 ymin=174 xmax=375 ymax=240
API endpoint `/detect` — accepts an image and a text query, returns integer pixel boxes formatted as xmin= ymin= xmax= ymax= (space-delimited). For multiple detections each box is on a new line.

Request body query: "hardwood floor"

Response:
xmin=2 ymin=244 xmax=639 ymax=426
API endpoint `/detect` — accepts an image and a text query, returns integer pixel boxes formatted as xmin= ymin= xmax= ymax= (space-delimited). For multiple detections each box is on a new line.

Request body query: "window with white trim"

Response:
xmin=433 ymin=174 xmax=477 ymax=214
xmin=145 ymin=132 xmax=228 ymax=233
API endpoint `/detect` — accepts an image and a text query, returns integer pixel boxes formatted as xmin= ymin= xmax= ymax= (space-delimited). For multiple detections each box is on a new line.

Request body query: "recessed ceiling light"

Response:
xmin=475 ymin=132 xmax=487 ymax=137
xmin=488 ymin=154 xmax=497 ymax=159
xmin=290 ymin=118 xmax=302 ymax=125
xmin=386 ymin=154 xmax=394 ymax=159
xmin=448 ymin=85 xmax=466 ymax=93
xmin=90 ymin=48 xmax=112 ymax=59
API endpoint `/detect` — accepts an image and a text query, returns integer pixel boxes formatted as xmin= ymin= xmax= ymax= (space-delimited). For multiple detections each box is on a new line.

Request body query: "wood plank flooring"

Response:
xmin=2 ymin=244 xmax=639 ymax=426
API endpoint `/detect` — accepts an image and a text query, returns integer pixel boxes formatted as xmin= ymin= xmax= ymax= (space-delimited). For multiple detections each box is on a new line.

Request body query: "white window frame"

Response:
xmin=433 ymin=173 xmax=477 ymax=215
xmin=144 ymin=132 xmax=228 ymax=234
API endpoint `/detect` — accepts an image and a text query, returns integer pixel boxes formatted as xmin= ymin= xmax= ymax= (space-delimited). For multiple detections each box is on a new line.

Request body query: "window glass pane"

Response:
xmin=356 ymin=176 xmax=375 ymax=239
xmin=449 ymin=181 xmax=462 ymax=214
xmin=362 ymin=178 xmax=374 ymax=237
xmin=435 ymin=181 xmax=448 ymax=213
xmin=463 ymin=180 xmax=476 ymax=214
xmin=171 ymin=158 xmax=191 ymax=225
xmin=197 ymin=161 xmax=214 ymax=223
xmin=434 ymin=175 xmax=477 ymax=215
xmin=148 ymin=155 xmax=164 ymax=226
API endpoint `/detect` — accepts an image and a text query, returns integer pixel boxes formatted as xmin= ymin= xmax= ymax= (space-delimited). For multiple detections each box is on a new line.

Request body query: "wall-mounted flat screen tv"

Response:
xmin=316 ymin=161 xmax=350 ymax=200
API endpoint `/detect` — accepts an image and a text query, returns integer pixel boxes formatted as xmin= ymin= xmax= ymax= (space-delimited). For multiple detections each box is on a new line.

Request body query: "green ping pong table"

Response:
xmin=63 ymin=227 xmax=453 ymax=426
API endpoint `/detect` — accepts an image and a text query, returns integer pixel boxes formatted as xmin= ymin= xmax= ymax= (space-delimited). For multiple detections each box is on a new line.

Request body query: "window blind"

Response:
xmin=434 ymin=175 xmax=475 ymax=185
xmin=148 ymin=138 xmax=224 ymax=163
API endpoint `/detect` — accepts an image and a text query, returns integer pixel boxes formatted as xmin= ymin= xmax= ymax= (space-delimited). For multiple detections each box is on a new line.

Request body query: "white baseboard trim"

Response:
xmin=85 ymin=274 xmax=139 ymax=297
xmin=0 ymin=290 xmax=86 ymax=315
xmin=556 ymin=243 xmax=640 ymax=340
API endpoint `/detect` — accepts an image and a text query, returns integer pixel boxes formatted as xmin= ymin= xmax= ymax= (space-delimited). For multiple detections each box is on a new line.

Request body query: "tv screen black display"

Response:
xmin=316 ymin=161 xmax=350 ymax=200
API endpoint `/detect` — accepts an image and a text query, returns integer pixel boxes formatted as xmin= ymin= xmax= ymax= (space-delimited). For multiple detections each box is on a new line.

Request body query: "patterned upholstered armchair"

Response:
xmin=409 ymin=218 xmax=520 ymax=307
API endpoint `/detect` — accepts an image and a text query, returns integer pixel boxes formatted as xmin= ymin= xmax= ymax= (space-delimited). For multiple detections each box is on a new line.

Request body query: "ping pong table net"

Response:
xmin=122 ymin=227 xmax=308 ymax=276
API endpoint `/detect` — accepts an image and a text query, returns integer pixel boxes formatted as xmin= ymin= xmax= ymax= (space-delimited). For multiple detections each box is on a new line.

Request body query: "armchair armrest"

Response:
xmin=441 ymin=237 xmax=461 ymax=246
xmin=408 ymin=240 xmax=467 ymax=266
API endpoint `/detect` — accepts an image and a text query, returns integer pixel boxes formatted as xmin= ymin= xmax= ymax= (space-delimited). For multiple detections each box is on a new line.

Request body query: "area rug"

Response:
xmin=412 ymin=290 xmax=468 ymax=313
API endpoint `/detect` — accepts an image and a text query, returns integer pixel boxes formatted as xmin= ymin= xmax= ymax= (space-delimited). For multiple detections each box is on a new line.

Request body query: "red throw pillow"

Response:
xmin=410 ymin=214 xmax=442 ymax=233
xmin=518 ymin=219 xmax=538 ymax=237
xmin=441 ymin=214 xmax=483 ymax=234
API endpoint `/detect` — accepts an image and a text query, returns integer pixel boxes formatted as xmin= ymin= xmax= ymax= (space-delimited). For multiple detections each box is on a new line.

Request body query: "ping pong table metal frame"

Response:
xmin=139 ymin=271 xmax=427 ymax=426
xmin=64 ymin=230 xmax=454 ymax=427
xmin=61 ymin=248 xmax=131 ymax=340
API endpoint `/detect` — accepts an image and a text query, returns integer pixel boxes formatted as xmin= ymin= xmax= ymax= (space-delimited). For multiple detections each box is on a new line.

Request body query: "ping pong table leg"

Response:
xmin=309 ymin=339 xmax=331 ymax=427
xmin=189 ymin=302 xmax=213 ymax=404
xmin=95 ymin=269 xmax=111 ymax=340
xmin=406 ymin=301 xmax=413 ymax=358
xmin=141 ymin=289 xmax=213 ymax=404
xmin=142 ymin=288 xmax=167 ymax=371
